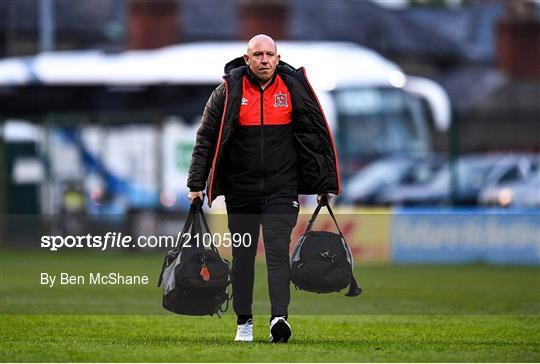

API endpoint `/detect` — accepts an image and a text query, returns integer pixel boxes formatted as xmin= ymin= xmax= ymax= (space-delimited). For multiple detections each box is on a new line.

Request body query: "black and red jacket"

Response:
xmin=187 ymin=57 xmax=341 ymax=207
xmin=224 ymin=68 xmax=297 ymax=195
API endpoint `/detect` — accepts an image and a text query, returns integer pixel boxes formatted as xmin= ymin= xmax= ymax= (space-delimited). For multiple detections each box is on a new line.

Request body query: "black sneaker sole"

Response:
xmin=270 ymin=319 xmax=291 ymax=343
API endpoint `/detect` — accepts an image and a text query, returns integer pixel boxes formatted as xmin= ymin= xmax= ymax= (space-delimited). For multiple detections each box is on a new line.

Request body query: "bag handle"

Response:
xmin=304 ymin=198 xmax=363 ymax=297
xmin=175 ymin=199 xmax=199 ymax=252
xmin=157 ymin=197 xmax=201 ymax=287
xmin=304 ymin=200 xmax=344 ymax=238
xmin=190 ymin=197 xmax=220 ymax=254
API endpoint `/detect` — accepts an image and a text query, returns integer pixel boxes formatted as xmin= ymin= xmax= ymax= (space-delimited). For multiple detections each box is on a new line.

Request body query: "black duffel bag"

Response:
xmin=158 ymin=197 xmax=231 ymax=316
xmin=291 ymin=199 xmax=362 ymax=297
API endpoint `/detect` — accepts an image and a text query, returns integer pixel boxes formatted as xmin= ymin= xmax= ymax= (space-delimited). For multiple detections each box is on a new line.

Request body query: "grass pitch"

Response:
xmin=1 ymin=251 xmax=539 ymax=362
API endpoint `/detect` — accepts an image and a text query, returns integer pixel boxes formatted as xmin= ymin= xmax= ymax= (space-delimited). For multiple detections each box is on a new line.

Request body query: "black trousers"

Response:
xmin=225 ymin=191 xmax=299 ymax=317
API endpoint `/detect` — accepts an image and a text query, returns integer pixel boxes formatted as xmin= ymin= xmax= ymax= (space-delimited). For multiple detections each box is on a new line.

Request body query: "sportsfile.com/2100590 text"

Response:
xmin=40 ymin=232 xmax=253 ymax=251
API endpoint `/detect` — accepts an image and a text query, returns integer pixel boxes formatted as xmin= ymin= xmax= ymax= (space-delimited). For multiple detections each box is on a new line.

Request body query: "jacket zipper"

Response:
xmin=259 ymin=87 xmax=265 ymax=192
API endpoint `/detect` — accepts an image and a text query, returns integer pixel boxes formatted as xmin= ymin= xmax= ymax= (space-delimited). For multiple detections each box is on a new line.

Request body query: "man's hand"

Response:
xmin=188 ymin=191 xmax=204 ymax=204
xmin=317 ymin=193 xmax=333 ymax=205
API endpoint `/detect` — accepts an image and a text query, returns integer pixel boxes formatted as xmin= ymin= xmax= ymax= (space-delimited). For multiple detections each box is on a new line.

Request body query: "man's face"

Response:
xmin=244 ymin=40 xmax=280 ymax=83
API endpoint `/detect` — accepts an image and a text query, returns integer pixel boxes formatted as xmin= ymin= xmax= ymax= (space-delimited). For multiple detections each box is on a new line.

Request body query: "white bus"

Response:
xmin=1 ymin=41 xmax=451 ymax=214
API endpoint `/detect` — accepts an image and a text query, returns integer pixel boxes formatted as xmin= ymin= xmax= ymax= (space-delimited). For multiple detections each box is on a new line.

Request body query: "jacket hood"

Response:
xmin=224 ymin=57 xmax=246 ymax=74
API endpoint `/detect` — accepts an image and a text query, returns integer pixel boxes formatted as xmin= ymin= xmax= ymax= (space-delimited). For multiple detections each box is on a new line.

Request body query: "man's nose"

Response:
xmin=261 ymin=55 xmax=269 ymax=63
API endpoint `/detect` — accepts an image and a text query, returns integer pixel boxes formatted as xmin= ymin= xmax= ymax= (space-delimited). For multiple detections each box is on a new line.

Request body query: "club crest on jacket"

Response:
xmin=274 ymin=93 xmax=288 ymax=107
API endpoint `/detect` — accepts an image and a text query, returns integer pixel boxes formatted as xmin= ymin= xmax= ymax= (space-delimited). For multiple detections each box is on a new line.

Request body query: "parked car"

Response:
xmin=479 ymin=168 xmax=540 ymax=208
xmin=341 ymin=156 xmax=442 ymax=205
xmin=379 ymin=154 xmax=537 ymax=206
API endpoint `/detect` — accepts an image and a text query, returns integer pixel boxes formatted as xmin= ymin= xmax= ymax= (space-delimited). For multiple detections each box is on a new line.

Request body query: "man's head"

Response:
xmin=244 ymin=34 xmax=280 ymax=84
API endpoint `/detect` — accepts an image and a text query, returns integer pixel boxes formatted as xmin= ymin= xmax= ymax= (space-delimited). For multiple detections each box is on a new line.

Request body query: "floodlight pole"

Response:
xmin=39 ymin=0 xmax=55 ymax=52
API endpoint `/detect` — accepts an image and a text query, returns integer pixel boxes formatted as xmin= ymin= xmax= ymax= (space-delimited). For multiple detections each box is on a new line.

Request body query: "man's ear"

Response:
xmin=277 ymin=54 xmax=281 ymax=62
xmin=243 ymin=54 xmax=249 ymax=65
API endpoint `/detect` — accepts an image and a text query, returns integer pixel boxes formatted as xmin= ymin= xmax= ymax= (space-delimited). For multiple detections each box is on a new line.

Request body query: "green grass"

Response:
xmin=1 ymin=314 xmax=539 ymax=362
xmin=1 ymin=250 xmax=539 ymax=361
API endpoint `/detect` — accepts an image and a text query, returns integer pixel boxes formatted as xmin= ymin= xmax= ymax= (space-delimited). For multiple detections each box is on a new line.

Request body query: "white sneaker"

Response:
xmin=234 ymin=319 xmax=253 ymax=342
xmin=269 ymin=316 xmax=291 ymax=343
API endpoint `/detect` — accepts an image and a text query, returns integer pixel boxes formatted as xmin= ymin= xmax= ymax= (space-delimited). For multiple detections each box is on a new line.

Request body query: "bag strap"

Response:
xmin=327 ymin=205 xmax=362 ymax=297
xmin=305 ymin=199 xmax=363 ymax=297
xmin=325 ymin=204 xmax=345 ymax=237
xmin=157 ymin=197 xmax=200 ymax=287
xmin=304 ymin=203 xmax=322 ymax=234
xmin=176 ymin=201 xmax=198 ymax=251
xmin=346 ymin=272 xmax=363 ymax=297
xmin=190 ymin=197 xmax=220 ymax=254
xmin=190 ymin=200 xmax=204 ymax=252
xmin=304 ymin=200 xmax=344 ymax=237
xmin=197 ymin=200 xmax=220 ymax=254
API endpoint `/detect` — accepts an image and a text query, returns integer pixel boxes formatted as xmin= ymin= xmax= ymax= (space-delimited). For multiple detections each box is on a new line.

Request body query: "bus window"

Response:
xmin=334 ymin=87 xmax=430 ymax=175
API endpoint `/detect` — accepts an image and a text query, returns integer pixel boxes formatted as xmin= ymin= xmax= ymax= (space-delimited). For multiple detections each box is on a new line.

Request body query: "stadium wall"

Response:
xmin=208 ymin=207 xmax=540 ymax=265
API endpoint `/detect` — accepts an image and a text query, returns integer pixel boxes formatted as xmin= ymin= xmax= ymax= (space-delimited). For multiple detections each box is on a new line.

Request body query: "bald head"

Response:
xmin=247 ymin=34 xmax=277 ymax=54
xmin=244 ymin=34 xmax=280 ymax=87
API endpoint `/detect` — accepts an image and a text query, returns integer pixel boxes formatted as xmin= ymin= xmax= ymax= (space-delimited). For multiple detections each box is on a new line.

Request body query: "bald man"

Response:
xmin=187 ymin=35 xmax=341 ymax=343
